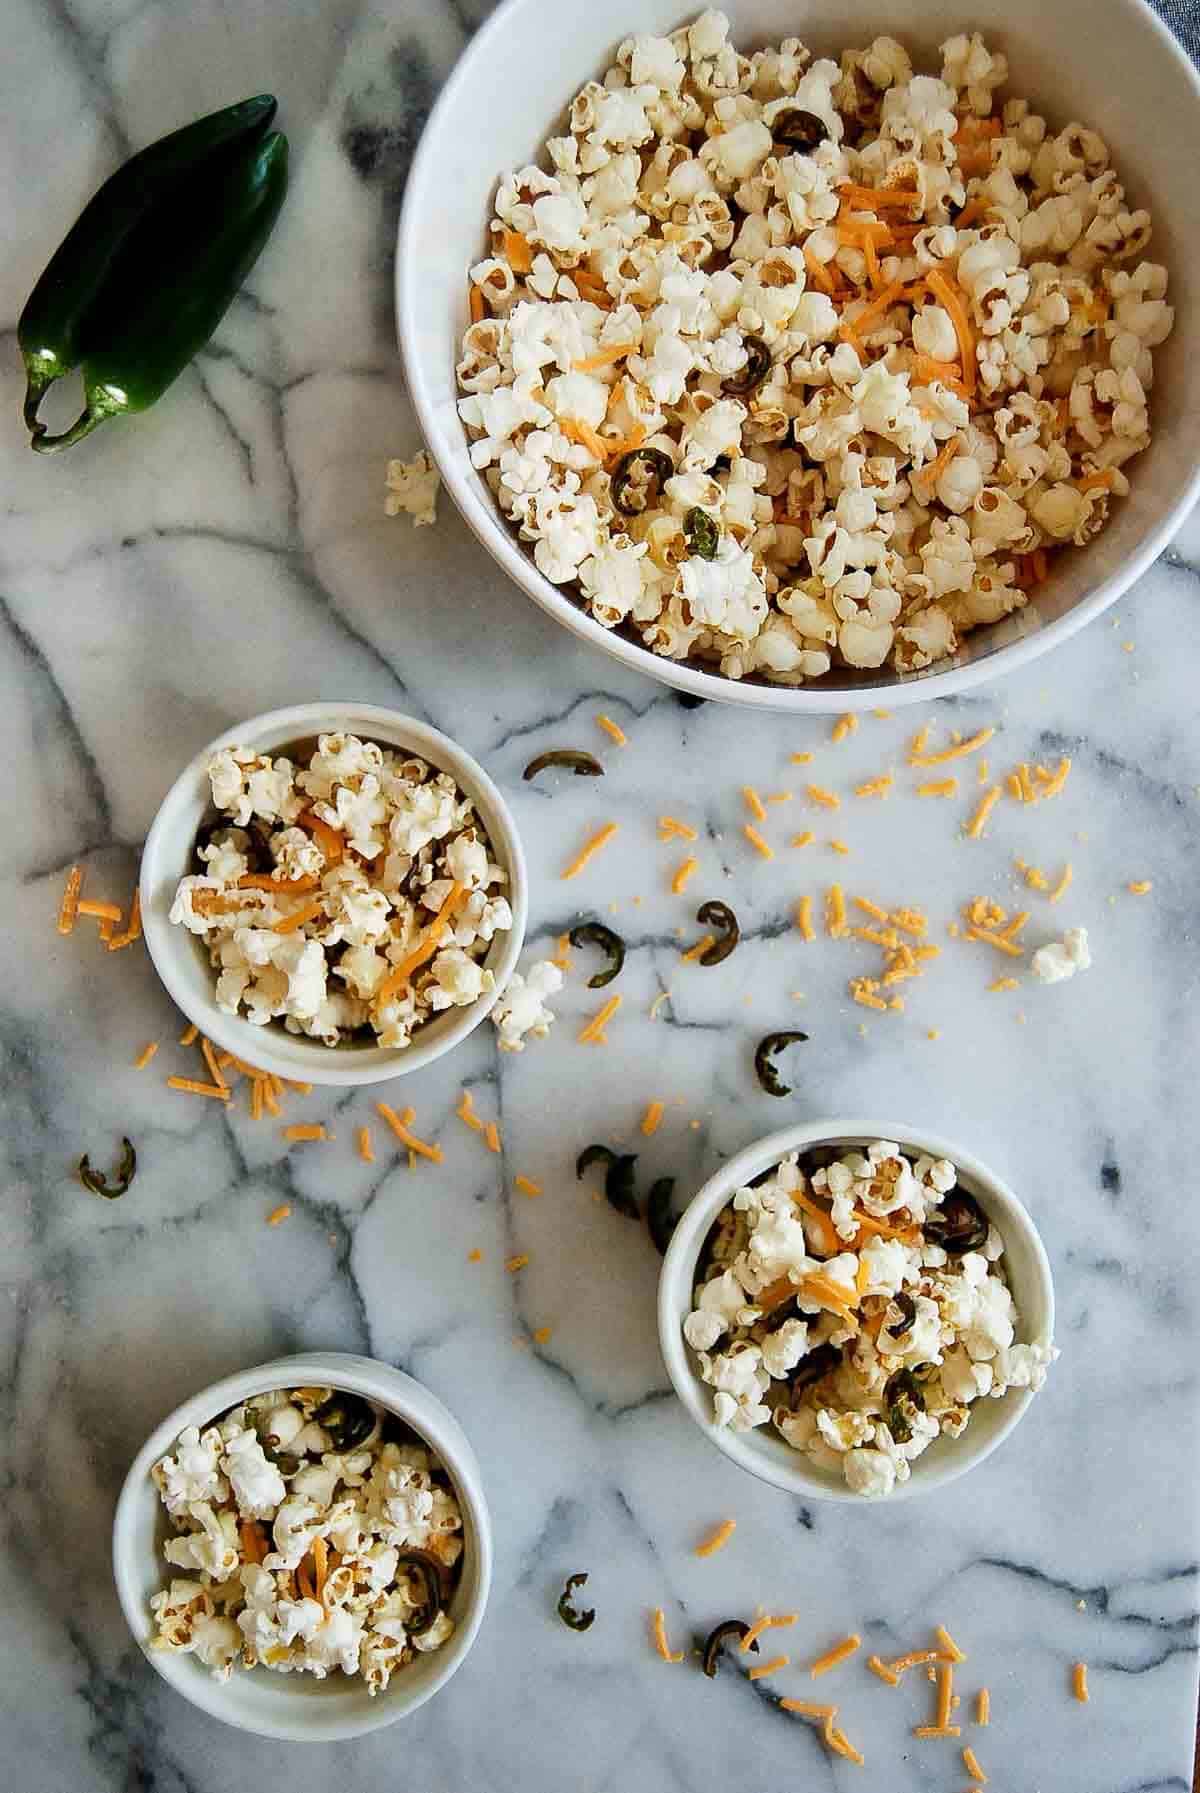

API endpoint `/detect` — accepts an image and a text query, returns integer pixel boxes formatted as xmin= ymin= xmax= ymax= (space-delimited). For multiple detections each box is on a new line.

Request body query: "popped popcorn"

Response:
xmin=458 ymin=14 xmax=1171 ymax=687
xmin=1032 ymin=925 xmax=1092 ymax=983
xmin=384 ymin=449 xmax=441 ymax=527
xmin=149 ymin=1386 xmax=463 ymax=1692
xmin=169 ymin=733 xmax=512 ymax=1050
xmin=683 ymin=1142 xmax=1055 ymax=1497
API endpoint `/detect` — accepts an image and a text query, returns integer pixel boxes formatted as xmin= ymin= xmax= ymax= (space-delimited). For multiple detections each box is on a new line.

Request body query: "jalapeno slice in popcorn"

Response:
xmin=557 ymin=1571 xmax=595 ymax=1632
xmin=753 ymin=1031 xmax=809 ymax=1097
xmin=605 ymin=1152 xmax=641 ymax=1220
xmin=395 ymin=1547 xmax=448 ymax=1633
xmin=523 ymin=749 xmax=605 ymax=782
xmin=787 ymin=1340 xmax=841 ymax=1397
xmin=923 ymin=1190 xmax=988 ymax=1255
xmin=78 ymin=1135 xmax=137 ymax=1199
xmin=646 ymin=1177 xmax=678 ymax=1255
xmin=720 ymin=334 xmax=772 ymax=398
xmin=702 ymin=1618 xmax=758 ymax=1677
xmin=769 ymin=107 xmax=829 ymax=153
xmin=683 ymin=507 xmax=720 ymax=560
xmin=695 ymin=901 xmax=739 ymax=966
xmin=884 ymin=1368 xmax=927 ymax=1445
xmin=610 ymin=445 xmax=674 ymax=516
xmin=312 ymin=1391 xmax=376 ymax=1452
xmin=568 ymin=921 xmax=626 ymax=988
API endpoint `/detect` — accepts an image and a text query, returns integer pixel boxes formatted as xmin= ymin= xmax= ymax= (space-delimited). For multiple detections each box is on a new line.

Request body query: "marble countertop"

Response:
xmin=3 ymin=2 xmax=1199 ymax=1789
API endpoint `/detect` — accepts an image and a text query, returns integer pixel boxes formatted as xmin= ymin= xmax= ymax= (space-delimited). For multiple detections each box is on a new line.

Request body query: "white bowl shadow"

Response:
xmin=398 ymin=0 xmax=1200 ymax=711
xmin=112 ymin=1352 xmax=493 ymax=1741
xmin=139 ymin=702 xmax=527 ymax=1086
xmin=657 ymin=1120 xmax=1055 ymax=1501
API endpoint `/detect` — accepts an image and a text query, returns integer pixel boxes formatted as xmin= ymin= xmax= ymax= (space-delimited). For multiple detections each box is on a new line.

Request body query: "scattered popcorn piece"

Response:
xmin=1031 ymin=927 xmax=1092 ymax=983
xmin=384 ymin=449 xmax=441 ymax=527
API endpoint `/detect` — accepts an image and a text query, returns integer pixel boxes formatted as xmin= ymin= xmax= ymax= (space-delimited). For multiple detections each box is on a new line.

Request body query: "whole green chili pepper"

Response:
xmin=19 ymin=95 xmax=277 ymax=439
xmin=34 ymin=130 xmax=289 ymax=453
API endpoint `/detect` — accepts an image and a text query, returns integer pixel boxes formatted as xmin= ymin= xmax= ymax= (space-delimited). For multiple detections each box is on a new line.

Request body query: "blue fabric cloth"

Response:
xmin=1149 ymin=0 xmax=1200 ymax=63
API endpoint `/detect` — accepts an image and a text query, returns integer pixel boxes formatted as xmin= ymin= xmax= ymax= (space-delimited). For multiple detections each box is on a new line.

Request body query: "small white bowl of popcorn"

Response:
xmin=112 ymin=1353 xmax=493 ymax=1740
xmin=399 ymin=0 xmax=1200 ymax=709
xmin=658 ymin=1120 xmax=1055 ymax=1501
xmin=140 ymin=703 xmax=527 ymax=1085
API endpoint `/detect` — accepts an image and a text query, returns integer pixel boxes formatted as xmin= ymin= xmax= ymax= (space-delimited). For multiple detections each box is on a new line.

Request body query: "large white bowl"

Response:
xmin=112 ymin=1353 xmax=493 ymax=1740
xmin=398 ymin=0 xmax=1200 ymax=711
xmin=658 ymin=1121 xmax=1055 ymax=1500
xmin=140 ymin=702 xmax=527 ymax=1086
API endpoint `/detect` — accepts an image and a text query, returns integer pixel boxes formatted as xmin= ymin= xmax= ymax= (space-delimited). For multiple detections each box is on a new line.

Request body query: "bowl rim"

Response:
xmin=111 ymin=1351 xmax=493 ymax=1741
xmin=139 ymin=701 xmax=528 ymax=1086
xmin=396 ymin=0 xmax=1200 ymax=713
xmin=657 ymin=1118 xmax=1055 ymax=1502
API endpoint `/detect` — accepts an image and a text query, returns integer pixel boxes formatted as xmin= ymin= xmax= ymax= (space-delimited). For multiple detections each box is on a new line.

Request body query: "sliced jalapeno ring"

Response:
xmin=753 ymin=1031 xmax=810 ymax=1097
xmin=884 ymin=1367 xmax=927 ymax=1445
xmin=576 ymin=1143 xmax=617 ymax=1179
xmin=695 ymin=901 xmax=739 ymax=966
xmin=611 ymin=445 xmax=674 ymax=515
xmin=770 ymin=107 xmax=829 ymax=153
xmin=683 ymin=506 xmax=720 ymax=559
xmin=78 ymin=1136 xmax=137 ymax=1199
xmin=395 ymin=1548 xmax=447 ymax=1634
xmin=605 ymin=1152 xmax=640 ymax=1220
xmin=923 ymin=1189 xmax=988 ymax=1255
xmin=646 ymin=1177 xmax=677 ymax=1255
xmin=788 ymin=1340 xmax=842 ymax=1397
xmin=557 ymin=1571 xmax=596 ymax=1632
xmin=702 ymin=1618 xmax=758 ymax=1677
xmin=568 ymin=922 xmax=626 ymax=988
xmin=312 ymin=1391 xmax=376 ymax=1452
xmin=720 ymin=333 xmax=772 ymax=397
xmin=523 ymin=749 xmax=605 ymax=782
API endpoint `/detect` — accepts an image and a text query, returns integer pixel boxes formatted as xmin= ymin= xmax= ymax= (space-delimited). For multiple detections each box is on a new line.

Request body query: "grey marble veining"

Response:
xmin=2 ymin=2 xmax=1200 ymax=1789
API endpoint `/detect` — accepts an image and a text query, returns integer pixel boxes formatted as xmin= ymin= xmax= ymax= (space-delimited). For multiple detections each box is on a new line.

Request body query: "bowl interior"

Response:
xmin=399 ymin=0 xmax=1200 ymax=707
xmin=113 ymin=1356 xmax=490 ymax=1740
xmin=660 ymin=1126 xmax=1054 ymax=1499
xmin=140 ymin=703 xmax=526 ymax=1083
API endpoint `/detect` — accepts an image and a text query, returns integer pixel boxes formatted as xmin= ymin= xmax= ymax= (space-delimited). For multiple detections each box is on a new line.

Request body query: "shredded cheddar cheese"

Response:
xmin=832 ymin=713 xmax=859 ymax=743
xmin=357 ymin=1126 xmax=374 ymax=1163
xmin=965 ymin=787 xmax=1002 ymax=839
xmin=283 ymin=1123 xmax=327 ymax=1142
xmin=641 ymin=1099 xmax=665 ymax=1137
xmin=855 ymin=774 xmax=893 ymax=798
xmin=910 ymin=726 xmax=994 ymax=768
xmin=200 ymin=1038 xmax=227 ymax=1092
xmin=596 ymin=712 xmax=627 ymax=745
xmin=850 ymin=977 xmax=888 ymax=1012
xmin=988 ymin=976 xmax=1019 ymax=993
xmin=743 ymin=824 xmax=774 ymax=859
xmin=133 ymin=1041 xmax=159 ymax=1071
xmin=791 ymin=830 xmax=815 ymax=848
xmin=790 ymin=751 xmax=814 ymax=765
xmin=796 ymin=895 xmax=815 ymax=942
xmin=810 ymin=1635 xmax=862 ymax=1677
xmin=1127 ymin=879 xmax=1153 ymax=895
xmin=829 ymin=838 xmax=850 ymax=855
xmin=266 ymin=1204 xmax=292 ymax=1227
xmin=57 ymin=865 xmax=84 ymax=935
xmin=918 ymin=778 xmax=959 ymax=798
xmin=780 ymin=1699 xmax=837 ymax=1718
xmin=694 ymin=1519 xmax=736 ymax=1557
xmin=807 ymin=784 xmax=840 ymax=810
xmin=962 ymin=1746 xmax=987 ymax=1783
xmin=515 ymin=1174 xmax=542 ymax=1197
xmin=652 ymin=1609 xmax=685 ymax=1663
xmin=578 ymin=993 xmax=622 ymax=1042
xmin=672 ymin=855 xmax=699 ymax=894
xmin=505 ymin=1253 xmax=529 ymax=1273
xmin=375 ymin=882 xmax=466 ymax=1002
xmin=376 ymin=1103 xmax=443 ymax=1162
xmin=658 ymin=815 xmax=698 ymax=842
xmin=532 ymin=1325 xmax=553 ymax=1345
xmin=976 ymin=1687 xmax=990 ymax=1726
xmin=766 ymin=790 xmax=793 ymax=804
xmin=748 ymin=1655 xmax=791 ymax=1680
xmin=467 ymin=1248 xmax=483 ymax=1264
xmin=179 ymin=1023 xmax=199 ymax=1047
xmin=1073 ymin=1662 xmax=1089 ymax=1703
xmin=562 ymin=822 xmax=619 ymax=881
xmin=826 ymin=884 xmax=848 ymax=938
xmin=966 ymin=926 xmax=1024 ymax=959
xmin=743 ymin=785 xmax=767 ymax=821
xmin=740 ymin=1613 xmax=798 ymax=1652
xmin=484 ymin=1120 xmax=502 ymax=1154
xmin=935 ymin=1627 xmax=966 ymax=1664
xmin=78 ymin=899 xmax=123 ymax=922
xmin=1049 ymin=862 xmax=1074 ymax=903
xmin=166 ymin=1076 xmax=230 ymax=1101
xmin=456 ymin=1090 xmax=484 ymax=1132
xmin=867 ymin=1655 xmax=901 ymax=1686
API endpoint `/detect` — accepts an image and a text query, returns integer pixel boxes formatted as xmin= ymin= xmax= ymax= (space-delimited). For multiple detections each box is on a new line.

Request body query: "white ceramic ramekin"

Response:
xmin=139 ymin=702 xmax=527 ymax=1086
xmin=112 ymin=1352 xmax=492 ymax=1741
xmin=658 ymin=1120 xmax=1054 ymax=1501
xmin=398 ymin=0 xmax=1200 ymax=710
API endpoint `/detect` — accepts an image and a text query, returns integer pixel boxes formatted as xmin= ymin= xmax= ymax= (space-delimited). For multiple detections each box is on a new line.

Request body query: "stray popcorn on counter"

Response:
xmin=385 ymin=450 xmax=441 ymax=527
xmin=456 ymin=12 xmax=1172 ymax=688
xmin=149 ymin=1385 xmax=463 ymax=1693
xmin=1032 ymin=926 xmax=1091 ymax=983
xmin=683 ymin=1140 xmax=1055 ymax=1498
xmin=491 ymin=958 xmax=563 ymax=1050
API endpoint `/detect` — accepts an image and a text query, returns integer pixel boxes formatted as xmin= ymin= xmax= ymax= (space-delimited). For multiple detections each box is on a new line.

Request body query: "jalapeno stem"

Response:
xmin=22 ymin=365 xmax=58 ymax=438
xmin=31 ymin=387 xmax=122 ymax=454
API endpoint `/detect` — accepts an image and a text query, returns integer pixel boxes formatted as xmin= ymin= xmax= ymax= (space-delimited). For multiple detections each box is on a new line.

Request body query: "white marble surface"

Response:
xmin=3 ymin=3 xmax=1200 ymax=1789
